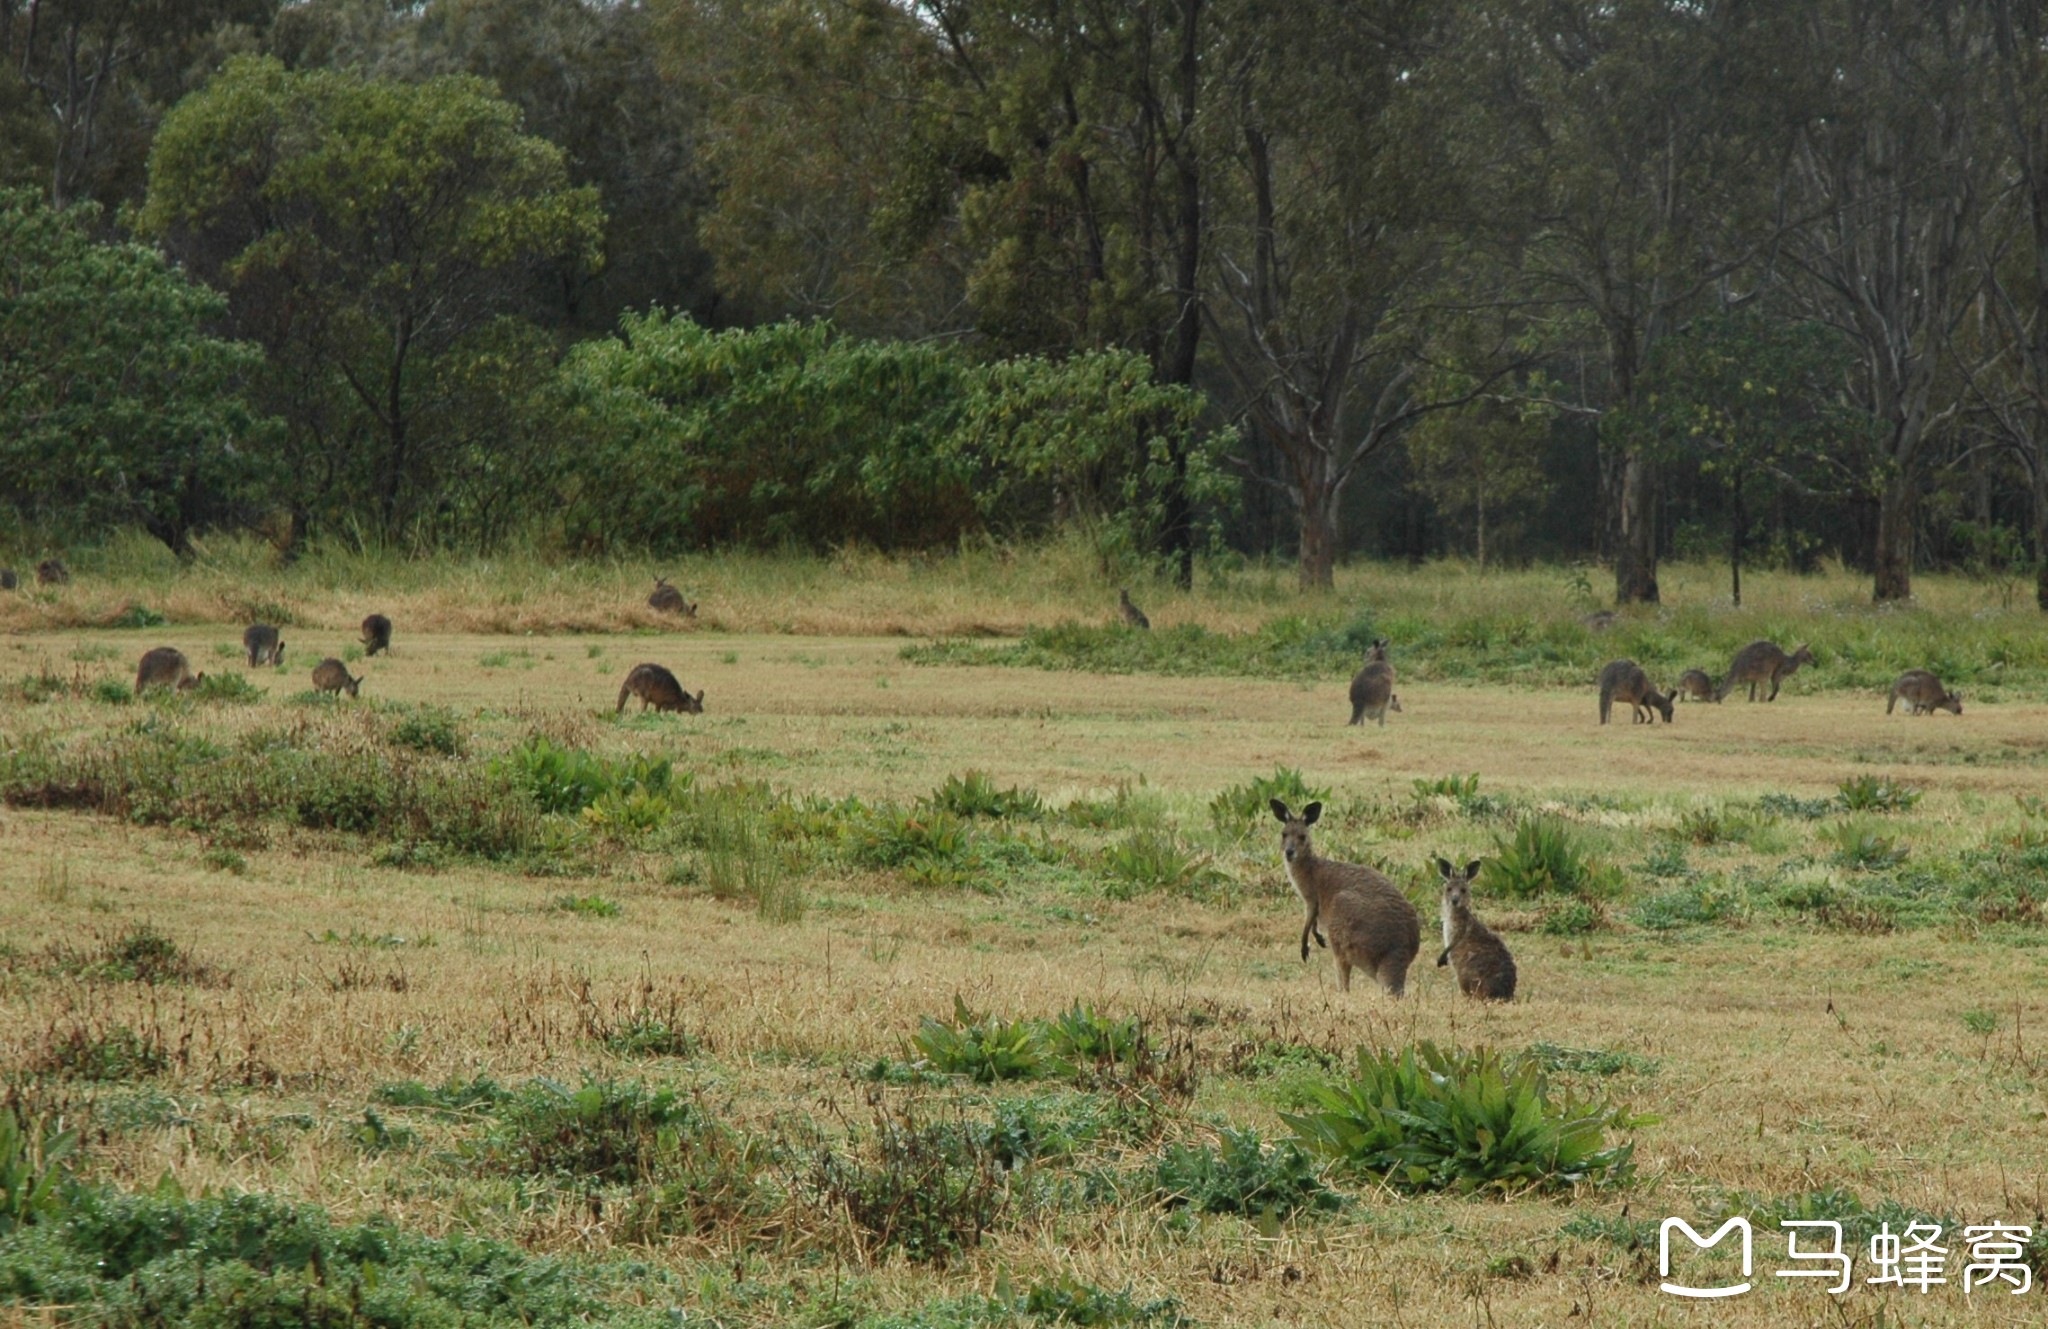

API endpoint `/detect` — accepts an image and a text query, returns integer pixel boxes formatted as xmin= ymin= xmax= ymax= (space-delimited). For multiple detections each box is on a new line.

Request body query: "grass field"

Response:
xmin=2 ymin=557 xmax=2047 ymax=1326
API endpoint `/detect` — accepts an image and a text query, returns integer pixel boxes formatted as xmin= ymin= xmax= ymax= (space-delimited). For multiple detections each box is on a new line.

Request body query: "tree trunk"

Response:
xmin=1613 ymin=452 xmax=1659 ymax=604
xmin=2035 ymin=452 xmax=2048 ymax=611
xmin=1298 ymin=495 xmax=1338 ymax=590
xmin=1873 ymin=474 xmax=1916 ymax=602
xmin=1730 ymin=472 xmax=1744 ymax=607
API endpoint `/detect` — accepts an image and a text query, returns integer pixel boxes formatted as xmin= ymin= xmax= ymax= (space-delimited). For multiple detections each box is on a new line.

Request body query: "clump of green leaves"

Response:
xmin=1837 ymin=775 xmax=1920 ymax=813
xmin=389 ymin=705 xmax=465 ymax=756
xmin=1209 ymin=766 xmax=1329 ymax=834
xmin=1758 ymin=792 xmax=1834 ymax=820
xmin=0 ymin=1109 xmax=77 ymax=1233
xmin=1099 ymin=829 xmax=1219 ymax=898
xmin=925 ymin=770 xmax=1044 ymax=820
xmin=1823 ymin=821 xmax=1907 ymax=870
xmin=188 ymin=672 xmax=262 ymax=704
xmin=1284 ymin=1042 xmax=1645 ymax=1195
xmin=499 ymin=737 xmax=674 ymax=815
xmin=1487 ymin=817 xmax=1619 ymax=898
xmin=468 ymin=1078 xmax=714 ymax=1183
xmin=909 ymin=998 xmax=1069 ymax=1083
xmin=1152 ymin=1127 xmax=1339 ymax=1220
xmin=552 ymin=894 xmax=619 ymax=918
xmin=808 ymin=1110 xmax=1007 ymax=1265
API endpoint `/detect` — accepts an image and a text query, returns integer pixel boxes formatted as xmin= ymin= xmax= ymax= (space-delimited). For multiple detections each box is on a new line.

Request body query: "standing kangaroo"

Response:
xmin=35 ymin=558 xmax=69 ymax=586
xmin=312 ymin=658 xmax=361 ymax=697
xmin=1676 ymin=669 xmax=1718 ymax=703
xmin=1597 ymin=659 xmax=1674 ymax=725
xmin=1348 ymin=639 xmax=1397 ymax=726
xmin=242 ymin=624 xmax=285 ymax=667
xmin=135 ymin=647 xmax=202 ymax=693
xmin=1271 ymin=799 xmax=1421 ymax=996
xmin=1716 ymin=640 xmax=1814 ymax=702
xmin=1119 ymin=588 xmax=1150 ymax=630
xmin=1887 ymin=669 xmax=1962 ymax=716
xmin=360 ymin=614 xmax=393 ymax=656
xmin=648 ymin=578 xmax=696 ymax=616
xmin=1434 ymin=858 xmax=1517 ymax=1001
xmin=617 ymin=663 xmax=704 ymax=714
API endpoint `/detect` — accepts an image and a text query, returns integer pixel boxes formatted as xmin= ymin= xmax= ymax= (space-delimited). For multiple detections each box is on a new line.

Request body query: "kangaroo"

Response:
xmin=1597 ymin=659 xmax=1674 ymax=724
xmin=617 ymin=662 xmax=704 ymax=714
xmin=36 ymin=558 xmax=69 ymax=586
xmin=648 ymin=578 xmax=696 ymax=616
xmin=360 ymin=614 xmax=392 ymax=656
xmin=242 ymin=624 xmax=285 ymax=667
xmin=1676 ymin=668 xmax=1719 ymax=703
xmin=0 ymin=568 xmax=16 ymax=591
xmin=1119 ymin=588 xmax=1150 ymax=630
xmin=311 ymin=658 xmax=361 ymax=697
xmin=1434 ymin=858 xmax=1517 ymax=1001
xmin=1887 ymin=669 xmax=1962 ymax=716
xmin=135 ymin=647 xmax=202 ymax=693
xmin=1716 ymin=640 xmax=1813 ymax=702
xmin=1348 ymin=639 xmax=1397 ymax=726
xmin=1271 ymin=799 xmax=1422 ymax=997
xmin=1582 ymin=610 xmax=1618 ymax=631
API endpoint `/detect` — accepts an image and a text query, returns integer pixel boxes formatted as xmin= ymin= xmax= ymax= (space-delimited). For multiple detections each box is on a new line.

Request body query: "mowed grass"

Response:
xmin=1 ymin=614 xmax=2046 ymax=1325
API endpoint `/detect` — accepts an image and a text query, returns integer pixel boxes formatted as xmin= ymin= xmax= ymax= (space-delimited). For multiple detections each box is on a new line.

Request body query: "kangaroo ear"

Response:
xmin=1434 ymin=856 xmax=1452 ymax=877
xmin=1269 ymin=798 xmax=1291 ymax=823
xmin=1301 ymin=801 xmax=1322 ymax=825
xmin=695 ymin=690 xmax=705 ymax=702
xmin=1465 ymin=859 xmax=1483 ymax=880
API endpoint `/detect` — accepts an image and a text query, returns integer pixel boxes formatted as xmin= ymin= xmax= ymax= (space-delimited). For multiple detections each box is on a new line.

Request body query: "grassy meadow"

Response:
xmin=2 ymin=546 xmax=2047 ymax=1326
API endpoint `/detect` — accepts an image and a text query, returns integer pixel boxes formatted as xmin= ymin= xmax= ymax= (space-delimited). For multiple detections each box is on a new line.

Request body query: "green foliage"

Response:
xmin=0 ymin=188 xmax=274 ymax=555
xmin=1413 ymin=772 xmax=1482 ymax=801
xmin=809 ymin=1111 xmax=1007 ymax=1266
xmin=106 ymin=604 xmax=166 ymax=629
xmin=1758 ymin=792 xmax=1835 ymax=820
xmin=1536 ymin=899 xmax=1604 ymax=935
xmin=1284 ymin=1043 xmax=1643 ymax=1195
xmin=552 ymin=894 xmax=620 ymax=918
xmin=1823 ymin=821 xmax=1908 ymax=870
xmin=374 ymin=1076 xmax=513 ymax=1117
xmin=1209 ymin=766 xmax=1330 ymax=834
xmin=1098 ymin=830 xmax=1220 ymax=898
xmin=469 ymin=1078 xmax=713 ymax=1184
xmin=926 ymin=770 xmax=1044 ymax=820
xmin=1837 ymin=775 xmax=1921 ymax=813
xmin=88 ymin=679 xmax=132 ymax=705
xmin=910 ymin=997 xmax=1071 ymax=1084
xmin=187 ymin=672 xmax=262 ymax=705
xmin=1632 ymin=879 xmax=1749 ymax=931
xmin=1487 ymin=817 xmax=1619 ymax=899
xmin=1518 ymin=1044 xmax=1660 ymax=1078
xmin=499 ymin=737 xmax=674 ymax=816
xmin=0 ymin=1110 xmax=77 ymax=1234
xmin=1152 ymin=1128 xmax=1339 ymax=1220
xmin=388 ymin=706 xmax=466 ymax=756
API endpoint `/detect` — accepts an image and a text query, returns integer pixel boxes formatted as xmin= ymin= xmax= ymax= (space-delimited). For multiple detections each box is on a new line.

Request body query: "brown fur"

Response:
xmin=648 ymin=578 xmax=696 ymax=616
xmin=1271 ymin=799 xmax=1421 ymax=997
xmin=617 ymin=663 xmax=704 ymax=714
xmin=1887 ymin=669 xmax=1962 ymax=716
xmin=242 ymin=624 xmax=285 ymax=667
xmin=1434 ymin=858 xmax=1517 ymax=1001
xmin=360 ymin=614 xmax=393 ymax=656
xmin=1582 ymin=610 xmax=1618 ymax=631
xmin=1119 ymin=588 xmax=1150 ymax=630
xmin=1676 ymin=669 xmax=1718 ymax=702
xmin=1597 ymin=659 xmax=1673 ymax=724
xmin=1348 ymin=639 xmax=1397 ymax=726
xmin=312 ymin=658 xmax=361 ymax=697
xmin=135 ymin=647 xmax=202 ymax=693
xmin=1717 ymin=640 xmax=1814 ymax=702
xmin=36 ymin=558 xmax=68 ymax=586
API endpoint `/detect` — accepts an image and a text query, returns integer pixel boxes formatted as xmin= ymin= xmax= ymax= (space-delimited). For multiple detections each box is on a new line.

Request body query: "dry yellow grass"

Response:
xmin=1 ymin=620 xmax=2045 ymax=1325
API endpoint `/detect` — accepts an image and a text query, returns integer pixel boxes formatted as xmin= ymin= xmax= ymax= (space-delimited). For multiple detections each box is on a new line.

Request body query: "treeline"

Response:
xmin=5 ymin=0 xmax=2048 ymax=607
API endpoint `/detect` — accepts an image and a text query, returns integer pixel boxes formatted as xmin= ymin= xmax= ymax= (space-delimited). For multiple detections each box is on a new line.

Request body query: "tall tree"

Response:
xmin=1779 ymin=0 xmax=1985 ymax=602
xmin=139 ymin=55 xmax=603 ymax=546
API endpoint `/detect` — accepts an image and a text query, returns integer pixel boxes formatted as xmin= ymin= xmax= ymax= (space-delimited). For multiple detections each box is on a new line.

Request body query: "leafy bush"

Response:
xmin=0 ymin=1109 xmax=76 ymax=1234
xmin=1519 ymin=1044 xmax=1660 ymax=1078
xmin=1413 ymin=772 xmax=1482 ymax=801
xmin=1823 ymin=821 xmax=1908 ymax=870
xmin=1632 ymin=879 xmax=1748 ymax=931
xmin=188 ymin=672 xmax=262 ymax=704
xmin=375 ymin=1076 xmax=512 ymax=1116
xmin=1099 ymin=829 xmax=1219 ymax=898
xmin=500 ymin=737 xmax=674 ymax=816
xmin=910 ymin=997 xmax=1069 ymax=1083
xmin=47 ymin=924 xmax=226 ymax=986
xmin=926 ymin=770 xmax=1044 ymax=820
xmin=1152 ymin=1127 xmax=1338 ymax=1219
xmin=1537 ymin=899 xmax=1604 ymax=935
xmin=1040 ymin=1003 xmax=1146 ymax=1069
xmin=106 ymin=603 xmax=166 ymax=629
xmin=849 ymin=804 xmax=974 ymax=870
xmin=809 ymin=1110 xmax=1007 ymax=1266
xmin=1487 ymin=817 xmax=1620 ymax=898
xmin=1209 ymin=765 xmax=1330 ymax=833
xmin=1284 ymin=1042 xmax=1644 ymax=1195
xmin=469 ymin=1078 xmax=715 ymax=1183
xmin=1758 ymin=792 xmax=1835 ymax=820
xmin=552 ymin=894 xmax=620 ymax=917
xmin=31 ymin=1023 xmax=173 ymax=1081
xmin=1837 ymin=775 xmax=1921 ymax=813
xmin=389 ymin=705 xmax=465 ymax=756
xmin=88 ymin=678 xmax=131 ymax=705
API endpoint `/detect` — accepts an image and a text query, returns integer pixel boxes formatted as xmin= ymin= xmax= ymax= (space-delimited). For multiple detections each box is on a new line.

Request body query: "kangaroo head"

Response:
xmin=684 ymin=601 xmax=698 ymax=617
xmin=1791 ymin=643 xmax=1814 ymax=666
xmin=686 ymin=689 xmax=705 ymax=713
xmin=1388 ymin=694 xmax=1404 ymax=713
xmin=1367 ymin=637 xmax=1390 ymax=663
xmin=1271 ymin=799 xmax=1321 ymax=864
xmin=1943 ymin=691 xmax=1962 ymax=714
xmin=181 ymin=672 xmax=206 ymax=692
xmin=1435 ymin=857 xmax=1484 ymax=909
xmin=1653 ymin=692 xmax=1674 ymax=723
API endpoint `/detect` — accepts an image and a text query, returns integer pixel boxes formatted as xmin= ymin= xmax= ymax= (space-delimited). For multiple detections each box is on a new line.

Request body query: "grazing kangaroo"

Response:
xmin=1676 ymin=669 xmax=1718 ymax=703
xmin=312 ymin=658 xmax=361 ymax=697
xmin=1597 ymin=659 xmax=1674 ymax=725
xmin=135 ymin=647 xmax=202 ymax=693
xmin=360 ymin=614 xmax=392 ymax=656
xmin=617 ymin=663 xmax=704 ymax=714
xmin=1348 ymin=639 xmax=1397 ymax=726
xmin=1271 ymin=799 xmax=1421 ymax=997
xmin=1119 ymin=588 xmax=1150 ymax=630
xmin=242 ymin=624 xmax=285 ymax=667
xmin=1434 ymin=858 xmax=1517 ymax=1001
xmin=36 ymin=558 xmax=69 ymax=586
xmin=0 ymin=568 xmax=16 ymax=590
xmin=1716 ymin=640 xmax=1813 ymax=702
xmin=1887 ymin=669 xmax=1962 ymax=716
xmin=648 ymin=578 xmax=696 ymax=616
